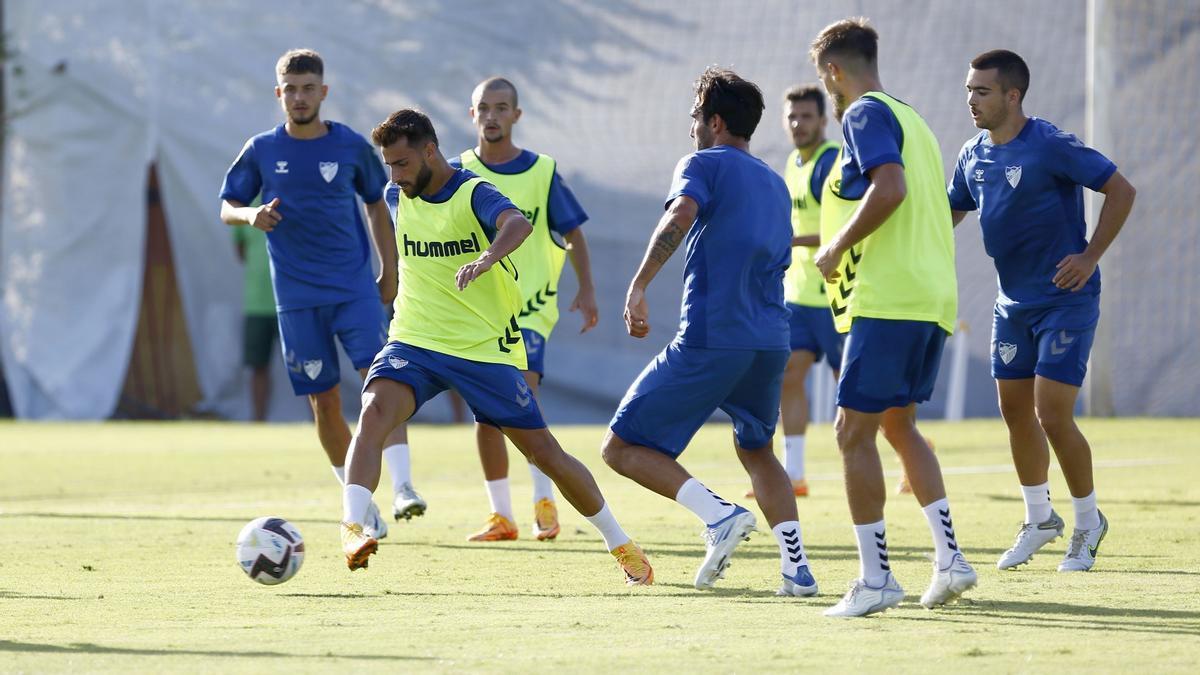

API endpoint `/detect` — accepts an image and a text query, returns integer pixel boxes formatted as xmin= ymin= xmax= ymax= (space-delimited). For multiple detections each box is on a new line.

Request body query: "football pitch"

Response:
xmin=2 ymin=418 xmax=1198 ymax=673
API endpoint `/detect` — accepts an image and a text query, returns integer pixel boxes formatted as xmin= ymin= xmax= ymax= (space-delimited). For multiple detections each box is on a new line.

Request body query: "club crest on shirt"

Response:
xmin=319 ymin=162 xmax=339 ymax=183
xmin=974 ymin=168 xmax=985 ymax=182
xmin=1005 ymin=165 xmax=1022 ymax=189
xmin=302 ymin=359 xmax=323 ymax=380
xmin=387 ymin=356 xmax=408 ymax=370
xmin=997 ymin=342 xmax=1018 ymax=365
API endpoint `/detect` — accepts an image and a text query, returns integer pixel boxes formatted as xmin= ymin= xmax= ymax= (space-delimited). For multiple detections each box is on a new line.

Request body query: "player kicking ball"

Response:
xmin=338 ymin=109 xmax=652 ymax=586
xmin=949 ymin=50 xmax=1135 ymax=572
xmin=602 ymin=68 xmax=817 ymax=597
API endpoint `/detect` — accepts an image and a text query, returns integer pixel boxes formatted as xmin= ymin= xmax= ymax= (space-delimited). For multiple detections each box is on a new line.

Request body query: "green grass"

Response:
xmin=2 ymin=419 xmax=1199 ymax=673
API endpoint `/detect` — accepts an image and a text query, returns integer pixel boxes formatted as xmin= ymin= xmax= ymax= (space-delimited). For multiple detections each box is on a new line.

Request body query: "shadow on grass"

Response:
xmin=892 ymin=598 xmax=1200 ymax=636
xmin=0 ymin=591 xmax=86 ymax=601
xmin=0 ymin=512 xmax=334 ymax=526
xmin=0 ymin=639 xmax=433 ymax=660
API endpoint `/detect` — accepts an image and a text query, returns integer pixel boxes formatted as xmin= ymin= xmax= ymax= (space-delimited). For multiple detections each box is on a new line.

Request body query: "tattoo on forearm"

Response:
xmin=648 ymin=220 xmax=686 ymax=264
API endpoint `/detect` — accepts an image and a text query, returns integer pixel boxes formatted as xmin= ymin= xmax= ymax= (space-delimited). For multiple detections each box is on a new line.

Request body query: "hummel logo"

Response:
xmin=1049 ymin=330 xmax=1076 ymax=356
xmin=974 ymin=168 xmax=985 ymax=182
xmin=847 ymin=108 xmax=869 ymax=130
xmin=275 ymin=161 xmax=289 ymax=174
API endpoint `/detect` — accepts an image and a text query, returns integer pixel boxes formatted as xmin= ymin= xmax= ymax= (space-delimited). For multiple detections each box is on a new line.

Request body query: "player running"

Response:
xmin=219 ymin=49 xmax=422 ymax=540
xmin=453 ymin=77 xmax=599 ymax=543
xmin=745 ymin=84 xmax=840 ymax=500
xmin=949 ymin=49 xmax=1135 ymax=572
xmin=810 ymin=18 xmax=977 ymax=616
xmin=602 ymin=67 xmax=818 ymax=597
xmin=339 ymin=109 xmax=652 ymax=586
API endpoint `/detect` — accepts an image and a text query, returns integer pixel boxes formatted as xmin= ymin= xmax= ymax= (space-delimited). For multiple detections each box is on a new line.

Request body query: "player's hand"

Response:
xmin=456 ymin=252 xmax=495 ymax=290
xmin=1053 ymin=252 xmax=1098 ymax=292
xmin=570 ymin=286 xmax=599 ymax=334
xmin=377 ymin=269 xmax=398 ymax=305
xmin=813 ymin=242 xmax=842 ymax=282
xmin=624 ymin=286 xmax=650 ymax=338
xmin=253 ymin=197 xmax=282 ymax=232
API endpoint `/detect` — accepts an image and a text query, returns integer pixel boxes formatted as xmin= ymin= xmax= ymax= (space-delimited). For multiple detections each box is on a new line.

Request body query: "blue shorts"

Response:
xmin=788 ymin=303 xmax=844 ymax=371
xmin=365 ymin=342 xmax=546 ymax=429
xmin=609 ymin=341 xmax=788 ymax=458
xmin=992 ymin=299 xmax=1098 ymax=387
xmin=278 ymin=297 xmax=387 ymax=395
xmin=838 ymin=317 xmax=946 ymax=413
xmin=521 ymin=329 xmax=547 ymax=380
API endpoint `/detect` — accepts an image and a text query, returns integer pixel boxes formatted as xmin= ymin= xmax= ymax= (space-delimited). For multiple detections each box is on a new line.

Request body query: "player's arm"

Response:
xmin=951 ymin=210 xmax=969 ymax=227
xmin=813 ymin=163 xmax=905 ymax=281
xmin=1053 ymin=170 xmax=1136 ymax=291
xmin=794 ymin=234 xmax=821 ymax=247
xmin=364 ymin=198 xmax=398 ymax=304
xmin=221 ymin=198 xmax=281 ymax=232
xmin=624 ymin=195 xmax=698 ymax=338
xmin=562 ymin=228 xmax=599 ymax=333
xmin=455 ymin=209 xmax=532 ymax=290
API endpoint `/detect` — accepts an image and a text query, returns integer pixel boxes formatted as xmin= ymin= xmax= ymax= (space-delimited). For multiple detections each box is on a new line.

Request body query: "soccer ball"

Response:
xmin=236 ymin=516 xmax=305 ymax=585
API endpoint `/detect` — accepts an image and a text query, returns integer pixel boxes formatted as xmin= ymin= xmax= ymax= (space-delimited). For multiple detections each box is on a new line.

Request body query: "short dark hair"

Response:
xmin=371 ymin=109 xmax=439 ymax=148
xmin=971 ymin=49 xmax=1030 ymax=101
xmin=276 ymin=49 xmax=323 ymax=78
xmin=810 ymin=17 xmax=878 ymax=68
xmin=692 ymin=67 xmax=765 ymax=140
xmin=476 ymin=76 xmax=519 ymax=108
xmin=784 ymin=84 xmax=826 ymax=117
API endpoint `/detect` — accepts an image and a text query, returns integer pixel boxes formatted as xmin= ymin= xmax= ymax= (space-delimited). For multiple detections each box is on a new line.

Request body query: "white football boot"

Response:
xmin=824 ymin=575 xmax=904 ymax=617
xmin=997 ymin=510 xmax=1065 ymax=570
xmin=694 ymin=506 xmax=757 ymax=589
xmin=1058 ymin=511 xmax=1109 ymax=572
xmin=392 ymin=482 xmax=427 ymax=521
xmin=920 ymin=553 xmax=978 ymax=608
xmin=363 ymin=499 xmax=388 ymax=540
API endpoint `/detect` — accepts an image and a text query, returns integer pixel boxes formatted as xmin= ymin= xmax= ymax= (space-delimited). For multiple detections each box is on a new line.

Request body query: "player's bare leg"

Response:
xmin=739 ymin=438 xmax=817 ymax=596
xmin=341 ymin=378 xmax=417 ymax=570
xmin=835 ymin=408 xmax=887 ymax=525
xmin=357 ymin=366 xmax=423 ymax=522
xmin=880 ymin=404 xmax=945 ymax=506
xmin=251 ymin=365 xmax=271 ymax=422
xmin=995 ymin=378 xmax=1065 ymax=569
xmin=506 ymin=426 xmax=652 ymax=584
xmin=309 ymin=385 xmax=350 ymax=467
xmin=749 ymin=351 xmax=816 ymax=498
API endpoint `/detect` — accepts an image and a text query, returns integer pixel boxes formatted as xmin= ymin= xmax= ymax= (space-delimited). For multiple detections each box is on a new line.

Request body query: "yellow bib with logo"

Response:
xmin=819 ymin=92 xmax=957 ymax=335
xmin=389 ymin=176 xmax=526 ymax=369
xmin=459 ymin=150 xmax=564 ymax=340
xmin=783 ymin=141 xmax=840 ymax=307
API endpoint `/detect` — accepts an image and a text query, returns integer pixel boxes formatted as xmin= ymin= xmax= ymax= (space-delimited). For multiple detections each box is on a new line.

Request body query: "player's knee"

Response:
xmin=600 ymin=432 xmax=629 ymax=474
xmin=1034 ymin=402 xmax=1074 ymax=438
xmin=357 ymin=392 xmax=395 ymax=435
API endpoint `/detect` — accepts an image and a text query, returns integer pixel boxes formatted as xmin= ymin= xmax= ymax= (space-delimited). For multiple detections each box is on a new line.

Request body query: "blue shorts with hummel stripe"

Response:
xmin=365 ymin=341 xmax=545 ymax=429
xmin=991 ymin=298 xmax=1098 ymax=387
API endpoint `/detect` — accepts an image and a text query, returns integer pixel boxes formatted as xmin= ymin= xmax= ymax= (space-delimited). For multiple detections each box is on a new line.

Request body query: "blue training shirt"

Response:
xmin=948 ymin=117 xmax=1116 ymax=306
xmin=837 ymin=95 xmax=905 ymax=200
xmin=384 ymin=168 xmax=518 ymax=242
xmin=665 ymin=145 xmax=792 ymax=350
xmin=449 ymin=149 xmax=588 ymax=235
xmin=808 ymin=147 xmax=839 ymax=205
xmin=220 ymin=121 xmax=387 ymax=311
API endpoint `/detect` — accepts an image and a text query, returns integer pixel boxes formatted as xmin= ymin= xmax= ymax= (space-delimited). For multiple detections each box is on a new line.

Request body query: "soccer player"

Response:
xmin=232 ymin=196 xmax=276 ymax=422
xmin=602 ymin=67 xmax=818 ymax=597
xmin=744 ymin=85 xmax=841 ymax=500
xmin=809 ymin=18 xmax=976 ymax=616
xmin=339 ymin=109 xmax=652 ymax=587
xmin=949 ymin=50 xmax=1135 ymax=572
xmin=452 ymin=77 xmax=598 ymax=542
xmin=219 ymin=49 xmax=423 ymax=539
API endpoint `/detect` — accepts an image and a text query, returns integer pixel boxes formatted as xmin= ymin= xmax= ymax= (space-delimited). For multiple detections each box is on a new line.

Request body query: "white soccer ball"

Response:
xmin=236 ymin=516 xmax=305 ymax=585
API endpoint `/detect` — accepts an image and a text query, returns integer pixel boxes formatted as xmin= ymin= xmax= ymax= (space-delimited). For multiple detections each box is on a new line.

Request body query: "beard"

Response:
xmin=288 ymin=106 xmax=320 ymax=126
xmin=402 ymin=162 xmax=434 ymax=198
xmin=693 ymin=125 xmax=715 ymax=150
xmin=482 ymin=127 xmax=506 ymax=143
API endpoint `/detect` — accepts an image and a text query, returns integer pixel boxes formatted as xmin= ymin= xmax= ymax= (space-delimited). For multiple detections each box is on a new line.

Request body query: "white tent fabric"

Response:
xmin=2 ymin=1 xmax=1195 ymax=420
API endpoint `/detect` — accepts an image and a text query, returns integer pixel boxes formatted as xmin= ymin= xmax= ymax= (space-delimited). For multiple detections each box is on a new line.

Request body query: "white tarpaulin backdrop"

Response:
xmin=2 ymin=1 xmax=1196 ymax=420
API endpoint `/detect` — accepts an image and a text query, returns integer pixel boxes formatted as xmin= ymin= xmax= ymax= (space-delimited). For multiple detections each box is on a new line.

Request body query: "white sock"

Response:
xmin=331 ymin=465 xmax=346 ymax=485
xmin=772 ymin=521 xmax=808 ymax=576
xmin=485 ymin=478 xmax=514 ymax=521
xmin=1072 ymin=490 xmax=1100 ymax=530
xmin=783 ymin=435 xmax=806 ymax=481
xmin=529 ymin=464 xmax=555 ymax=503
xmin=1021 ymin=481 xmax=1052 ymax=524
xmin=584 ymin=502 xmax=629 ymax=551
xmin=674 ymin=478 xmax=736 ymax=526
xmin=342 ymin=483 xmax=374 ymax=526
xmin=382 ymin=444 xmax=412 ymax=493
xmin=921 ymin=498 xmax=961 ymax=569
xmin=853 ymin=520 xmax=891 ymax=586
